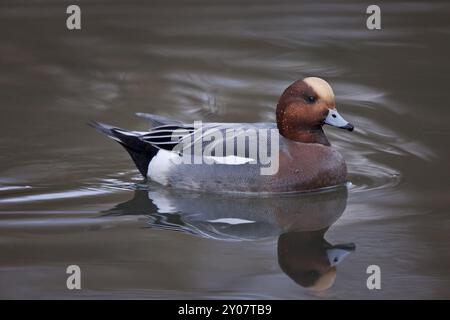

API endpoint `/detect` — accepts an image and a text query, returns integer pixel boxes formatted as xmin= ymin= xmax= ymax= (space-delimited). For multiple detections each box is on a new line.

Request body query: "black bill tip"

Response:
xmin=340 ymin=123 xmax=354 ymax=132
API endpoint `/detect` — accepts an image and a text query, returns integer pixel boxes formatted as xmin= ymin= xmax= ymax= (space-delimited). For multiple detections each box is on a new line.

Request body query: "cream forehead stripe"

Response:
xmin=304 ymin=77 xmax=335 ymax=103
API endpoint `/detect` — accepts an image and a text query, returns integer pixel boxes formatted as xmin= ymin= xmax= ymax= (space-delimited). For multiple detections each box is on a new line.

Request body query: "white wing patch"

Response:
xmin=206 ymin=155 xmax=255 ymax=165
xmin=206 ymin=218 xmax=256 ymax=225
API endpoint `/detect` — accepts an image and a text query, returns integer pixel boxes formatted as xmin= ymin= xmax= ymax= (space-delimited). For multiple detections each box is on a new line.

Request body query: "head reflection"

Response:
xmin=278 ymin=229 xmax=355 ymax=291
xmin=105 ymin=185 xmax=354 ymax=290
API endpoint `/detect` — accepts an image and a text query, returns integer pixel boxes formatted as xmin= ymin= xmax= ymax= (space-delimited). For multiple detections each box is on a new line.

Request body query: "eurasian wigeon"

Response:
xmin=91 ymin=77 xmax=354 ymax=193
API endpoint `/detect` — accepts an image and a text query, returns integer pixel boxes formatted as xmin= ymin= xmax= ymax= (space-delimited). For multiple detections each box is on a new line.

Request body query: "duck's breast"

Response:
xmin=273 ymin=140 xmax=347 ymax=192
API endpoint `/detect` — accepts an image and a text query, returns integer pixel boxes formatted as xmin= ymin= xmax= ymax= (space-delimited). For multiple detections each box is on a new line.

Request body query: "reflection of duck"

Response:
xmin=104 ymin=185 xmax=354 ymax=290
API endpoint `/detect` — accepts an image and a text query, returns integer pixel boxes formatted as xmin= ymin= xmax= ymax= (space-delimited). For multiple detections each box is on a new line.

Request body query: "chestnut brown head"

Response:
xmin=276 ymin=77 xmax=354 ymax=144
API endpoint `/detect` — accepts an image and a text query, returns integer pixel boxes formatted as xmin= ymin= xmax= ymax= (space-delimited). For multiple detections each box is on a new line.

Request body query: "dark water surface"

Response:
xmin=1 ymin=0 xmax=450 ymax=299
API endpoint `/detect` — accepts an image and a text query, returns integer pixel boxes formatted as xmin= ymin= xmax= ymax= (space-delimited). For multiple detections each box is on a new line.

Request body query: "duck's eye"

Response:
xmin=307 ymin=96 xmax=316 ymax=103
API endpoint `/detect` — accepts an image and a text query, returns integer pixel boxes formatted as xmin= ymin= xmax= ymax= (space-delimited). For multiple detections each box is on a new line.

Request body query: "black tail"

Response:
xmin=89 ymin=121 xmax=158 ymax=177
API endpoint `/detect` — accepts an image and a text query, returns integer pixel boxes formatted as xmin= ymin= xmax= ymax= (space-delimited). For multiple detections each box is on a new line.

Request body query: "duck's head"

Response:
xmin=276 ymin=77 xmax=354 ymax=145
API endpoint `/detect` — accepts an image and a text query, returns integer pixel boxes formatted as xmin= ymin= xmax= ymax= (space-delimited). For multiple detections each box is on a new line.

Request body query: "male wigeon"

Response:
xmin=91 ymin=77 xmax=354 ymax=193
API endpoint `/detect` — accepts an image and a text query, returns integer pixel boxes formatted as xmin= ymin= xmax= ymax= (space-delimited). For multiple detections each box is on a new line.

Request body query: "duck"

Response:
xmin=91 ymin=77 xmax=354 ymax=193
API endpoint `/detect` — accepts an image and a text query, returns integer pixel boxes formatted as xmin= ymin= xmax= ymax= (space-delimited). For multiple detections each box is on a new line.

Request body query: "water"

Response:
xmin=0 ymin=0 xmax=449 ymax=299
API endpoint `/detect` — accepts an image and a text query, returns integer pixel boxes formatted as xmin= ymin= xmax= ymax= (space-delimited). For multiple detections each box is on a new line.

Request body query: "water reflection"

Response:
xmin=105 ymin=185 xmax=355 ymax=290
